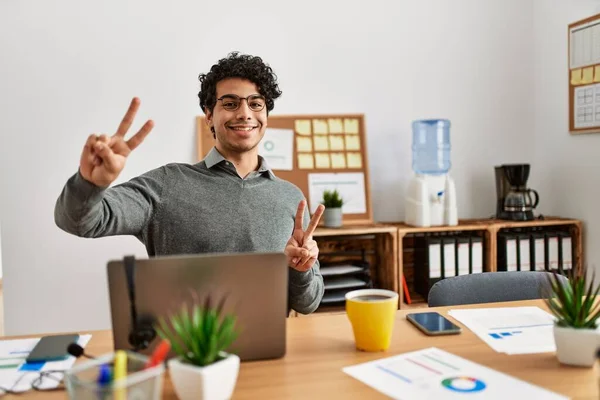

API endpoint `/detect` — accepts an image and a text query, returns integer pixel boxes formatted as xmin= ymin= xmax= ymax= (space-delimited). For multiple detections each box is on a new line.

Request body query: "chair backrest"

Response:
xmin=427 ymin=271 xmax=568 ymax=307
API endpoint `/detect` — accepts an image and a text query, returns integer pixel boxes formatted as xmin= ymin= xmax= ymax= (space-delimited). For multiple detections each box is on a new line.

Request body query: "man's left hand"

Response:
xmin=285 ymin=200 xmax=325 ymax=272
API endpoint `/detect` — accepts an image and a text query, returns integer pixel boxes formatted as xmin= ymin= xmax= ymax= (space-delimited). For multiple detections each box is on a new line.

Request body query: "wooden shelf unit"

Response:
xmin=384 ymin=217 xmax=583 ymax=307
xmin=290 ymin=224 xmax=398 ymax=317
xmin=313 ymin=223 xmax=399 ymax=293
xmin=290 ymin=217 xmax=583 ymax=317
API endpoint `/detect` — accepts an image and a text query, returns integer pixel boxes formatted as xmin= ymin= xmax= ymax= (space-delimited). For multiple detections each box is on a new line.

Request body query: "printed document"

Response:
xmin=0 ymin=334 xmax=91 ymax=392
xmin=448 ymin=307 xmax=556 ymax=354
xmin=343 ymin=347 xmax=567 ymax=399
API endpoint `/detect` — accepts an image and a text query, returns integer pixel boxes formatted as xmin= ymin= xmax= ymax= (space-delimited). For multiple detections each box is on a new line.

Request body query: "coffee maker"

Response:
xmin=495 ymin=164 xmax=539 ymax=221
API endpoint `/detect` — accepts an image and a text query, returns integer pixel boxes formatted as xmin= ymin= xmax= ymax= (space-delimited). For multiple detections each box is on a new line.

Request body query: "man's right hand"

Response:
xmin=79 ymin=97 xmax=154 ymax=187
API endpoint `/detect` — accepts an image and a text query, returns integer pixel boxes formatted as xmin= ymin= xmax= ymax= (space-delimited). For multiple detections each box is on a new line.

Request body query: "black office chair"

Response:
xmin=427 ymin=271 xmax=569 ymax=307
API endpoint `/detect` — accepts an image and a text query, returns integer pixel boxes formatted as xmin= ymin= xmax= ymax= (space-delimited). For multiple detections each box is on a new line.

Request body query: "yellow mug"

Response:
xmin=345 ymin=289 xmax=398 ymax=352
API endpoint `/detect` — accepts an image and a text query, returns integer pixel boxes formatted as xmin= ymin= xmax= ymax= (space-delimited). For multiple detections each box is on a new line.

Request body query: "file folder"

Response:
xmin=442 ymin=237 xmax=457 ymax=278
xmin=531 ymin=233 xmax=546 ymax=271
xmin=470 ymin=236 xmax=483 ymax=274
xmin=517 ymin=234 xmax=531 ymax=271
xmin=456 ymin=236 xmax=470 ymax=276
xmin=558 ymin=232 xmax=573 ymax=273
xmin=497 ymin=233 xmax=518 ymax=272
xmin=545 ymin=232 xmax=560 ymax=272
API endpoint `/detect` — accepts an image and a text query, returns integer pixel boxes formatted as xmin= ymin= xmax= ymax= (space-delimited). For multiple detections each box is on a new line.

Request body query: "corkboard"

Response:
xmin=568 ymin=12 xmax=600 ymax=134
xmin=196 ymin=114 xmax=373 ymax=224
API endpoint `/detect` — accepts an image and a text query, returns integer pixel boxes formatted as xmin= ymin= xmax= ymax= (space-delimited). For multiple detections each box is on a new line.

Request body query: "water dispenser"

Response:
xmin=405 ymin=119 xmax=458 ymax=227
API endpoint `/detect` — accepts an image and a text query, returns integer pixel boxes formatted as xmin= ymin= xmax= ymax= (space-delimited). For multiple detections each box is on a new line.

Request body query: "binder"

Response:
xmin=429 ymin=237 xmax=443 ymax=281
xmin=470 ymin=236 xmax=483 ymax=274
xmin=517 ymin=234 xmax=531 ymax=271
xmin=442 ymin=237 xmax=457 ymax=278
xmin=456 ymin=236 xmax=470 ymax=276
xmin=545 ymin=231 xmax=560 ymax=272
xmin=414 ymin=237 xmax=442 ymax=298
xmin=558 ymin=232 xmax=573 ymax=273
xmin=497 ymin=233 xmax=518 ymax=272
xmin=402 ymin=275 xmax=412 ymax=305
xmin=531 ymin=232 xmax=546 ymax=271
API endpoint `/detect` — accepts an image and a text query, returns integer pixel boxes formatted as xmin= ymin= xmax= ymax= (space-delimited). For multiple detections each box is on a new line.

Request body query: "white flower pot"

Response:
xmin=323 ymin=207 xmax=343 ymax=228
xmin=168 ymin=352 xmax=240 ymax=400
xmin=553 ymin=325 xmax=600 ymax=367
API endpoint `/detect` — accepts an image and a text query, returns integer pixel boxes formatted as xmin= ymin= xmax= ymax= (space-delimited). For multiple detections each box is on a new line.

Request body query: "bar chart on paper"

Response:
xmin=343 ymin=347 xmax=568 ymax=399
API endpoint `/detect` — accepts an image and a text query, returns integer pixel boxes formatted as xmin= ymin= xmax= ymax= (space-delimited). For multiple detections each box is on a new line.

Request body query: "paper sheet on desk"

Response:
xmin=343 ymin=347 xmax=568 ymax=400
xmin=448 ymin=307 xmax=556 ymax=354
xmin=0 ymin=334 xmax=91 ymax=392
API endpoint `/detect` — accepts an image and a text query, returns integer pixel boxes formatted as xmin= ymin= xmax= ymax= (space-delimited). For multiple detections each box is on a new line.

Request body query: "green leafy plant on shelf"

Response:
xmin=155 ymin=293 xmax=239 ymax=367
xmin=321 ymin=189 xmax=344 ymax=208
xmin=544 ymin=266 xmax=600 ymax=329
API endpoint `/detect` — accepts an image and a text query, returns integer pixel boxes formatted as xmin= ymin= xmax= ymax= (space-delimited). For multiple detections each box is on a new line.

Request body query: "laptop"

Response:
xmin=106 ymin=252 xmax=288 ymax=361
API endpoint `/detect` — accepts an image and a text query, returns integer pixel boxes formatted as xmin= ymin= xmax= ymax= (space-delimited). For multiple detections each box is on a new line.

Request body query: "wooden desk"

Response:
xmin=5 ymin=300 xmax=597 ymax=399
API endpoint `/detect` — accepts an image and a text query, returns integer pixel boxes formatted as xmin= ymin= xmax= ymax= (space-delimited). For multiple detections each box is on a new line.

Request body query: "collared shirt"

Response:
xmin=54 ymin=147 xmax=324 ymax=314
xmin=203 ymin=147 xmax=276 ymax=180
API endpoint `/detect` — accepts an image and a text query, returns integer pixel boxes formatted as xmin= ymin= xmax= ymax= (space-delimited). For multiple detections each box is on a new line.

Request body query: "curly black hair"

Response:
xmin=198 ymin=52 xmax=282 ymax=115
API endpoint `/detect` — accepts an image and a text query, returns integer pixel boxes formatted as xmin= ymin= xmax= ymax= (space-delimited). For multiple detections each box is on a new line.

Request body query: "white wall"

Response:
xmin=0 ymin=0 xmax=535 ymax=335
xmin=532 ymin=0 xmax=600 ymax=275
xmin=0 ymin=223 xmax=3 ymax=280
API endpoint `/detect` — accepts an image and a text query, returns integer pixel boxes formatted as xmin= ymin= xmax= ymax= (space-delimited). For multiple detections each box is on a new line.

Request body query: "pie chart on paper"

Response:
xmin=441 ymin=377 xmax=487 ymax=393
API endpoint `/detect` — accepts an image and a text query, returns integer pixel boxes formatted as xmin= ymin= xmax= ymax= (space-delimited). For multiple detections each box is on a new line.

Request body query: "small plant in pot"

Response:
xmin=544 ymin=266 xmax=600 ymax=367
xmin=321 ymin=189 xmax=344 ymax=228
xmin=156 ymin=293 xmax=240 ymax=400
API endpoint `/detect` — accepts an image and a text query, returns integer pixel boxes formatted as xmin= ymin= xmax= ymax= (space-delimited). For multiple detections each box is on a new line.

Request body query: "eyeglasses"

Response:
xmin=217 ymin=94 xmax=266 ymax=112
xmin=0 ymin=370 xmax=65 ymax=394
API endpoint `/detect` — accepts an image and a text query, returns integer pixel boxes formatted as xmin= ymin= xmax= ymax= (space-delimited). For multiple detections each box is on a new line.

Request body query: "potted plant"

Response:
xmin=544 ymin=267 xmax=600 ymax=367
xmin=156 ymin=294 xmax=240 ymax=400
xmin=321 ymin=189 xmax=344 ymax=228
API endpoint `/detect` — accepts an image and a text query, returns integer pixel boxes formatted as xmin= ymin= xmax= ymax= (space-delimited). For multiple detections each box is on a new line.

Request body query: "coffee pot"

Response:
xmin=495 ymin=164 xmax=540 ymax=221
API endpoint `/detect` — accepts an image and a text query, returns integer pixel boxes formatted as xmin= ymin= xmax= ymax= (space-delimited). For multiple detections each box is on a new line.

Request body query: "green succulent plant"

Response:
xmin=322 ymin=189 xmax=344 ymax=208
xmin=155 ymin=293 xmax=239 ymax=367
xmin=544 ymin=266 xmax=600 ymax=329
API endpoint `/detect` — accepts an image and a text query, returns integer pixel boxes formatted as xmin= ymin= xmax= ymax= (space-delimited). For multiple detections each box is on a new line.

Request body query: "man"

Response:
xmin=54 ymin=52 xmax=325 ymax=314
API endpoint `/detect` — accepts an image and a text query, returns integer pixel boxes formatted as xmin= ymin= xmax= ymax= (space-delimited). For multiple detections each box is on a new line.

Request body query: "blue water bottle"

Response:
xmin=411 ymin=119 xmax=451 ymax=175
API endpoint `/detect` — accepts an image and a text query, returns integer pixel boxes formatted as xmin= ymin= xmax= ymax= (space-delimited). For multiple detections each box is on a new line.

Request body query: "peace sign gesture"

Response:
xmin=79 ymin=97 xmax=154 ymax=187
xmin=285 ymin=200 xmax=325 ymax=272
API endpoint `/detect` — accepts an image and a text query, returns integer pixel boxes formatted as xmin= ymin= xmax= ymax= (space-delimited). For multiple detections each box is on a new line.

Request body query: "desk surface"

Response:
xmin=5 ymin=300 xmax=598 ymax=399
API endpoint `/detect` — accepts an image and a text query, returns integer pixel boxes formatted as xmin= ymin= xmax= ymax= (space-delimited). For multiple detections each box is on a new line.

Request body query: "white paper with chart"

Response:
xmin=307 ymin=172 xmax=367 ymax=214
xmin=343 ymin=347 xmax=567 ymax=399
xmin=258 ymin=128 xmax=294 ymax=170
xmin=0 ymin=335 xmax=91 ymax=392
xmin=447 ymin=306 xmax=556 ymax=355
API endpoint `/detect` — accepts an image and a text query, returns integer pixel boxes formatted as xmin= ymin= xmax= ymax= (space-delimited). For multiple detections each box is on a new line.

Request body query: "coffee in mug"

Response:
xmin=352 ymin=294 xmax=392 ymax=302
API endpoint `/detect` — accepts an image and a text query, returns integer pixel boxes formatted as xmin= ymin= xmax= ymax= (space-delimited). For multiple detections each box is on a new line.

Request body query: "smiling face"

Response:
xmin=206 ymin=78 xmax=267 ymax=157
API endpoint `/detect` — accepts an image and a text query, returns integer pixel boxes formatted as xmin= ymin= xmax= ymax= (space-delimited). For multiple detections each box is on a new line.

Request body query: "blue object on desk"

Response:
xmin=97 ymin=364 xmax=111 ymax=385
xmin=19 ymin=361 xmax=45 ymax=371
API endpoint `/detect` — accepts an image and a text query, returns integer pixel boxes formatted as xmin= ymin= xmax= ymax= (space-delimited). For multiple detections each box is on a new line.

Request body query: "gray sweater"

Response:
xmin=54 ymin=147 xmax=325 ymax=314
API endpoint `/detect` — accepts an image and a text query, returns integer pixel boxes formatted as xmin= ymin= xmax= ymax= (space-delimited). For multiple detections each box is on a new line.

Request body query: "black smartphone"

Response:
xmin=25 ymin=334 xmax=80 ymax=363
xmin=406 ymin=312 xmax=462 ymax=336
